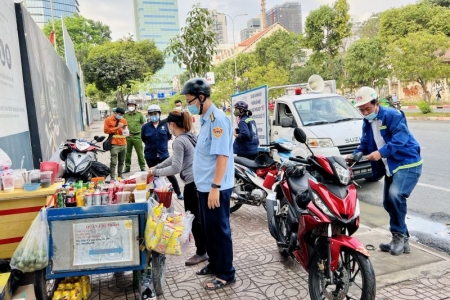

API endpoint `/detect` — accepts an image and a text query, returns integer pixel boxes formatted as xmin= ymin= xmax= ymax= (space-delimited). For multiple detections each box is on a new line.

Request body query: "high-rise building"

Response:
xmin=208 ymin=9 xmax=228 ymax=45
xmin=240 ymin=18 xmax=261 ymax=42
xmin=133 ymin=0 xmax=183 ymax=87
xmin=265 ymin=2 xmax=302 ymax=34
xmin=23 ymin=0 xmax=80 ymax=28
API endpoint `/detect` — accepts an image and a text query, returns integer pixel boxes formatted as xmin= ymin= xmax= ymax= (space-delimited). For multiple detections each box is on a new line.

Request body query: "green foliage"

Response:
xmin=211 ymin=79 xmax=235 ymax=106
xmin=254 ymin=31 xmax=305 ymax=70
xmin=386 ymin=31 xmax=450 ymax=102
xmin=42 ymin=14 xmax=111 ymax=64
xmin=165 ymin=4 xmax=217 ymax=78
xmin=289 ymin=64 xmax=320 ymax=84
xmin=418 ymin=100 xmax=432 ymax=114
xmin=358 ymin=13 xmax=380 ymax=39
xmin=428 ymin=0 xmax=450 ymax=7
xmin=379 ymin=2 xmax=450 ymax=43
xmin=241 ymin=62 xmax=289 ymax=99
xmin=83 ymin=39 xmax=164 ymax=106
xmin=345 ymin=38 xmax=389 ymax=88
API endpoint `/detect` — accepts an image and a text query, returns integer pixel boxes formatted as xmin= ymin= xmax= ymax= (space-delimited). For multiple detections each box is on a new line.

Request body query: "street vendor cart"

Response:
xmin=0 ymin=184 xmax=58 ymax=259
xmin=34 ymin=203 xmax=166 ymax=300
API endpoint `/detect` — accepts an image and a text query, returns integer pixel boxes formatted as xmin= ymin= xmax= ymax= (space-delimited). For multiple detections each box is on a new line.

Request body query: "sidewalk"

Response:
xmin=81 ymin=121 xmax=450 ymax=300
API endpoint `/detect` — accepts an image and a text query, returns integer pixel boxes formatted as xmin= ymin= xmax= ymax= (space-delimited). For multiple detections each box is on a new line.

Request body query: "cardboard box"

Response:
xmin=12 ymin=285 xmax=35 ymax=300
xmin=0 ymin=272 xmax=12 ymax=300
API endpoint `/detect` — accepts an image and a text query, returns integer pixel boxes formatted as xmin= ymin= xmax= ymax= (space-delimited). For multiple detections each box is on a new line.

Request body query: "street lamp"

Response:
xmin=224 ymin=13 xmax=248 ymax=93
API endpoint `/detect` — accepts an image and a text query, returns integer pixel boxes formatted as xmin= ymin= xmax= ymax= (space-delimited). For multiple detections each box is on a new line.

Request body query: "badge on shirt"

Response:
xmin=212 ymin=127 xmax=223 ymax=138
xmin=378 ymin=120 xmax=382 ymax=127
xmin=161 ymin=126 xmax=166 ymax=130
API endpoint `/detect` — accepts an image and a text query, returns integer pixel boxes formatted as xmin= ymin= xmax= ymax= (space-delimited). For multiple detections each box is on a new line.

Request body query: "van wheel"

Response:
xmin=364 ymin=176 xmax=383 ymax=182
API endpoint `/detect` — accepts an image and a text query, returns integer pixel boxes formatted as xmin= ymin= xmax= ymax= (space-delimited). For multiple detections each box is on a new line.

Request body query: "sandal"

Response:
xmin=205 ymin=278 xmax=236 ymax=290
xmin=196 ymin=265 xmax=214 ymax=276
xmin=185 ymin=254 xmax=209 ymax=266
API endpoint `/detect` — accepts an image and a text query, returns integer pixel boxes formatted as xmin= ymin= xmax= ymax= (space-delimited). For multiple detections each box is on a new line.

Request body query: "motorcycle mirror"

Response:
xmin=93 ymin=135 xmax=99 ymax=141
xmin=293 ymin=128 xmax=307 ymax=144
xmin=96 ymin=136 xmax=106 ymax=142
xmin=354 ymin=152 xmax=364 ymax=163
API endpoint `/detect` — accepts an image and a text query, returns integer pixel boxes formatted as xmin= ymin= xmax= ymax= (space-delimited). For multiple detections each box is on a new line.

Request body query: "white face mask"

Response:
xmin=128 ymin=106 xmax=135 ymax=112
xmin=175 ymin=106 xmax=182 ymax=111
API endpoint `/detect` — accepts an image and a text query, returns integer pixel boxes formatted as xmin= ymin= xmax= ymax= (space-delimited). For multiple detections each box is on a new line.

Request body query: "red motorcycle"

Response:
xmin=265 ymin=128 xmax=376 ymax=300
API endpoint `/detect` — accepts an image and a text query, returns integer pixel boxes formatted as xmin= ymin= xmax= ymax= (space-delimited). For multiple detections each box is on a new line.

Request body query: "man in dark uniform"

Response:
xmin=181 ymin=78 xmax=236 ymax=290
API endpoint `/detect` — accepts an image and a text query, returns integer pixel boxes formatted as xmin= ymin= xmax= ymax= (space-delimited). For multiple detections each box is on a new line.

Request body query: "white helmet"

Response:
xmin=355 ymin=87 xmax=378 ymax=107
xmin=147 ymin=104 xmax=161 ymax=113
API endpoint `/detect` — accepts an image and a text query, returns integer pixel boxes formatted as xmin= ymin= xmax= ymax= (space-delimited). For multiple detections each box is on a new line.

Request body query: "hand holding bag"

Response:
xmin=103 ymin=119 xmax=120 ymax=151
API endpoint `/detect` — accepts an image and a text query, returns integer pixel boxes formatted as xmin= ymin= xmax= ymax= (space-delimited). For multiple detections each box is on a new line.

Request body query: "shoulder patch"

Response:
xmin=212 ymin=127 xmax=223 ymax=138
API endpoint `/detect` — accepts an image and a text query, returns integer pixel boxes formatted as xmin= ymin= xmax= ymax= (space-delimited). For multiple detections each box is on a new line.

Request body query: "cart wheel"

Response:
xmin=34 ymin=268 xmax=59 ymax=300
xmin=151 ymin=252 xmax=166 ymax=296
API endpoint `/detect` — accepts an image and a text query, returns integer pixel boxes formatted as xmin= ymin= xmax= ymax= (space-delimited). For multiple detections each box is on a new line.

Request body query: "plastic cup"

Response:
xmin=40 ymin=171 xmax=53 ymax=188
xmin=116 ymin=191 xmax=131 ymax=204
xmin=2 ymin=175 xmax=15 ymax=192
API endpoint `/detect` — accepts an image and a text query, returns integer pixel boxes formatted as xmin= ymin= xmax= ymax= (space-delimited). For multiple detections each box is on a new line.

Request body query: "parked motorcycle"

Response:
xmin=231 ymin=138 xmax=295 ymax=213
xmin=59 ymin=136 xmax=110 ymax=184
xmin=265 ymin=128 xmax=376 ymax=300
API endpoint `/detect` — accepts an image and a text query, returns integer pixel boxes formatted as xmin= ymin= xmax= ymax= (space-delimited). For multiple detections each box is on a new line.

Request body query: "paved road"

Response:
xmin=403 ymin=107 xmax=450 ymax=113
xmin=356 ymin=120 xmax=450 ymax=253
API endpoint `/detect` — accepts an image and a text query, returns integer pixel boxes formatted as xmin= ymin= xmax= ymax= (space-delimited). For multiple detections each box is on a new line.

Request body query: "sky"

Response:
xmin=77 ymin=0 xmax=419 ymax=42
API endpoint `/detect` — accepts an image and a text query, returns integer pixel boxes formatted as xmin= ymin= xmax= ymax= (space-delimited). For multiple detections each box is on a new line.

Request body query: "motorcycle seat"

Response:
xmin=234 ymin=156 xmax=260 ymax=170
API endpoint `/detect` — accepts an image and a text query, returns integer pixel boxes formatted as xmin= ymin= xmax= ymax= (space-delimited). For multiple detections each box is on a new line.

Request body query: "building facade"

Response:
xmin=240 ymin=18 xmax=261 ymax=42
xmin=208 ymin=9 xmax=228 ymax=44
xmin=133 ymin=0 xmax=183 ymax=87
xmin=265 ymin=2 xmax=302 ymax=34
xmin=23 ymin=0 xmax=79 ymax=27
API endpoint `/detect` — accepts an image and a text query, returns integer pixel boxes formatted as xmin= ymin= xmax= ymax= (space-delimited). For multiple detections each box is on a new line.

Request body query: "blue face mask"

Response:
xmin=116 ymin=115 xmax=123 ymax=120
xmin=150 ymin=115 xmax=159 ymax=122
xmin=364 ymin=111 xmax=377 ymax=122
xmin=187 ymin=103 xmax=200 ymax=115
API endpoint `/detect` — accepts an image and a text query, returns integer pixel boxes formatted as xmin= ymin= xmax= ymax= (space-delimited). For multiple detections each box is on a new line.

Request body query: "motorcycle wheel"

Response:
xmin=34 ymin=268 xmax=60 ymax=300
xmin=151 ymin=251 xmax=166 ymax=296
xmin=309 ymin=248 xmax=376 ymax=300
xmin=277 ymin=197 xmax=290 ymax=258
xmin=230 ymin=177 xmax=243 ymax=213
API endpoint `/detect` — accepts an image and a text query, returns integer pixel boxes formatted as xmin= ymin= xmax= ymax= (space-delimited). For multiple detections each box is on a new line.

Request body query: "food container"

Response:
xmin=40 ymin=171 xmax=53 ymax=188
xmin=154 ymin=190 xmax=172 ymax=208
xmin=40 ymin=161 xmax=59 ymax=184
xmin=23 ymin=183 xmax=41 ymax=191
xmin=133 ymin=189 xmax=148 ymax=203
xmin=2 ymin=175 xmax=15 ymax=192
xmin=116 ymin=191 xmax=131 ymax=204
xmin=29 ymin=169 xmax=41 ymax=183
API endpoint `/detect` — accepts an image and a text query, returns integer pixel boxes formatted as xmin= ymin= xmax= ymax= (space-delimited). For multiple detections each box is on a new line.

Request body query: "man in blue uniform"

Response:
xmin=233 ymin=100 xmax=259 ymax=160
xmin=181 ymin=78 xmax=236 ymax=290
xmin=348 ymin=87 xmax=422 ymax=256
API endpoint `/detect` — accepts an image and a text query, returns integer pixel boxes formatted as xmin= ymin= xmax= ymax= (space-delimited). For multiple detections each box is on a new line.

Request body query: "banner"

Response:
xmin=231 ymin=85 xmax=269 ymax=146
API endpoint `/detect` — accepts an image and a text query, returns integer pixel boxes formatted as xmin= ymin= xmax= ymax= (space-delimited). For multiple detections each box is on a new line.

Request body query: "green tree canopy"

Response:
xmin=165 ymin=4 xmax=217 ymax=78
xmin=42 ymin=14 xmax=111 ymax=64
xmin=386 ymin=31 xmax=450 ymax=102
xmin=83 ymin=39 xmax=164 ymax=105
xmin=241 ymin=62 xmax=289 ymax=99
xmin=428 ymin=0 xmax=450 ymax=7
xmin=358 ymin=13 xmax=380 ymax=39
xmin=379 ymin=2 xmax=450 ymax=43
xmin=254 ymin=31 xmax=305 ymax=71
xmin=345 ymin=38 xmax=389 ymax=88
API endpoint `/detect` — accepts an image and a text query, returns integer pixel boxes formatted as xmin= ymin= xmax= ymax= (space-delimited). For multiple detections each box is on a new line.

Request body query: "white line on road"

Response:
xmin=417 ymin=182 xmax=450 ymax=192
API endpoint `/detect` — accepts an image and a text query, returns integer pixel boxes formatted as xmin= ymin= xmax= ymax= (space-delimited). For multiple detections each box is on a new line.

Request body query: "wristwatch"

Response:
xmin=211 ymin=183 xmax=221 ymax=189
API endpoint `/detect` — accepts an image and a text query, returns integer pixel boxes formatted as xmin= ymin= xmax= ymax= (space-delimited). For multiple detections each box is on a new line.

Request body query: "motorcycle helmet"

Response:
xmin=234 ymin=100 xmax=248 ymax=111
xmin=180 ymin=78 xmax=211 ymax=97
xmin=127 ymin=99 xmax=137 ymax=106
xmin=147 ymin=104 xmax=161 ymax=114
xmin=355 ymin=87 xmax=378 ymax=107
xmin=254 ymin=154 xmax=275 ymax=167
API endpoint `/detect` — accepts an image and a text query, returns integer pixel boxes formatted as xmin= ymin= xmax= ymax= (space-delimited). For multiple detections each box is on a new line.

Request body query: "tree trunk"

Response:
xmin=117 ymin=89 xmax=125 ymax=107
xmin=417 ymin=79 xmax=431 ymax=103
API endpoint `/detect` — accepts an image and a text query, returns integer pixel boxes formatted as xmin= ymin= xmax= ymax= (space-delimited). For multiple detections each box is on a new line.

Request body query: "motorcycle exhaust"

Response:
xmin=265 ymin=193 xmax=281 ymax=240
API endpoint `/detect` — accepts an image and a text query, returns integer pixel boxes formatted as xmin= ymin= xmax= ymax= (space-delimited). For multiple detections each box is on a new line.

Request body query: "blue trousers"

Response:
xmin=198 ymin=188 xmax=235 ymax=282
xmin=383 ymin=165 xmax=422 ymax=236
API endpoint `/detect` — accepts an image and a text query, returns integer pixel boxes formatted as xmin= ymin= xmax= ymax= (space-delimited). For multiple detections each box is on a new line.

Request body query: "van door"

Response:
xmin=271 ymin=101 xmax=295 ymax=142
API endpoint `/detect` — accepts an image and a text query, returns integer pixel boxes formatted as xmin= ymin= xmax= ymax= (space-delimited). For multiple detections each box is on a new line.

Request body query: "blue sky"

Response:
xmin=77 ymin=0 xmax=419 ymax=41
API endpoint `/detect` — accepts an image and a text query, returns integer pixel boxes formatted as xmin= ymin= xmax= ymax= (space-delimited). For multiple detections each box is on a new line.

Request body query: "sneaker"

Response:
xmin=177 ymin=193 xmax=184 ymax=200
xmin=123 ymin=169 xmax=131 ymax=173
xmin=185 ymin=254 xmax=208 ymax=266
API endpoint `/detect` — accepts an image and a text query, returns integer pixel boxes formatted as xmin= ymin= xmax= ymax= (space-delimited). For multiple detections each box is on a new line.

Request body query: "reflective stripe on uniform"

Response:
xmin=392 ymin=159 xmax=423 ymax=174
xmin=113 ymin=135 xmax=126 ymax=138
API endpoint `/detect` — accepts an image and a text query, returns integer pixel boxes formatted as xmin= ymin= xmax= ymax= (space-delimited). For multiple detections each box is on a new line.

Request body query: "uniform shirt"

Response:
xmin=103 ymin=115 xmax=127 ymax=146
xmin=141 ymin=120 xmax=171 ymax=160
xmin=193 ymin=104 xmax=234 ymax=192
xmin=233 ymin=115 xmax=259 ymax=155
xmin=123 ymin=111 xmax=146 ymax=135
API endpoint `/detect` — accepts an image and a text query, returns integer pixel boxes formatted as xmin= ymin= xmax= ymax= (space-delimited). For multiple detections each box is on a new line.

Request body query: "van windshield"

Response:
xmin=293 ymin=96 xmax=362 ymax=126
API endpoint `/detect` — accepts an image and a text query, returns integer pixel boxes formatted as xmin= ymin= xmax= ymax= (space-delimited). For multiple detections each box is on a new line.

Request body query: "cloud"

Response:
xmin=78 ymin=0 xmax=418 ymax=41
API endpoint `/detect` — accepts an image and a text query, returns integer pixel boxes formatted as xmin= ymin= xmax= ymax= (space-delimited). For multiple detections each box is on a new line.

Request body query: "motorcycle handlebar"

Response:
xmin=288 ymin=156 xmax=309 ymax=164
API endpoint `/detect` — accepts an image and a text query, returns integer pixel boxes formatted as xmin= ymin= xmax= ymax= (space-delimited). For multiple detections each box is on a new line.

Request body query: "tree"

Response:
xmin=241 ymin=62 xmax=289 ymax=99
xmin=379 ymin=2 xmax=450 ymax=43
xmin=345 ymin=38 xmax=390 ymax=88
xmin=386 ymin=31 xmax=450 ymax=102
xmin=358 ymin=13 xmax=380 ymax=39
xmin=254 ymin=31 xmax=305 ymax=71
xmin=289 ymin=64 xmax=320 ymax=85
xmin=304 ymin=0 xmax=351 ymax=76
xmin=165 ymin=4 xmax=217 ymax=78
xmin=428 ymin=0 xmax=450 ymax=7
xmin=83 ymin=39 xmax=164 ymax=106
xmin=42 ymin=14 xmax=111 ymax=64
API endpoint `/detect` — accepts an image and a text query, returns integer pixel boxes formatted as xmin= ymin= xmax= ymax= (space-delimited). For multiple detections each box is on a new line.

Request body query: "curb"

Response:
xmin=406 ymin=116 xmax=450 ymax=121
xmin=404 ymin=105 xmax=450 ymax=109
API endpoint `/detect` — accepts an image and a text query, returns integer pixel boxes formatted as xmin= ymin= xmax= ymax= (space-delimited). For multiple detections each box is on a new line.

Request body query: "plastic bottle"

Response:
xmin=66 ymin=188 xmax=76 ymax=207
xmin=107 ymin=182 xmax=115 ymax=205
xmin=93 ymin=188 xmax=101 ymax=206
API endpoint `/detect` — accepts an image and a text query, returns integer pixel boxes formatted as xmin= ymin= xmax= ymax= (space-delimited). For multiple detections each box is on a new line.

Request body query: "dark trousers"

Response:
xmin=198 ymin=188 xmax=235 ymax=282
xmin=237 ymin=153 xmax=258 ymax=160
xmin=184 ymin=182 xmax=206 ymax=256
xmin=145 ymin=157 xmax=181 ymax=195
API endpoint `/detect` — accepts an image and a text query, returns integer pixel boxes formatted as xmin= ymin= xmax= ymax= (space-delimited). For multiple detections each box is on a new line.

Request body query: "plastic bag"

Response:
xmin=10 ymin=209 xmax=49 ymax=273
xmin=0 ymin=148 xmax=12 ymax=170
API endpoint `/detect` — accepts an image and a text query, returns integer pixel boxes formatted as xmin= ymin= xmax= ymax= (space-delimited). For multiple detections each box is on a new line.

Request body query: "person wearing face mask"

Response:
xmin=103 ymin=107 xmax=128 ymax=180
xmin=232 ymin=100 xmax=259 ymax=160
xmin=175 ymin=99 xmax=197 ymax=135
xmin=123 ymin=99 xmax=147 ymax=173
xmin=347 ymin=87 xmax=422 ymax=256
xmin=148 ymin=109 xmax=207 ymax=266
xmin=180 ymin=78 xmax=236 ymax=291
xmin=141 ymin=104 xmax=183 ymax=199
